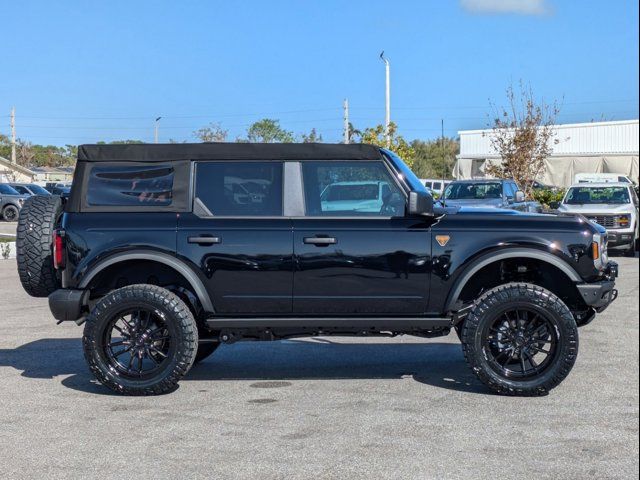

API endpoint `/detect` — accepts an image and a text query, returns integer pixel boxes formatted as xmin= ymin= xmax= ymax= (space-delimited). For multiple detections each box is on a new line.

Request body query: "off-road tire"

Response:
xmin=194 ymin=342 xmax=220 ymax=363
xmin=83 ymin=285 xmax=198 ymax=395
xmin=16 ymin=195 xmax=62 ymax=297
xmin=2 ymin=204 xmax=19 ymax=222
xmin=460 ymin=283 xmax=578 ymax=396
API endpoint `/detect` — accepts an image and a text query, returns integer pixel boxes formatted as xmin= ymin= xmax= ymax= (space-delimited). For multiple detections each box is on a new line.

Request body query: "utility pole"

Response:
xmin=343 ymin=98 xmax=350 ymax=144
xmin=10 ymin=107 xmax=16 ymax=164
xmin=154 ymin=116 xmax=162 ymax=143
xmin=379 ymin=51 xmax=391 ymax=148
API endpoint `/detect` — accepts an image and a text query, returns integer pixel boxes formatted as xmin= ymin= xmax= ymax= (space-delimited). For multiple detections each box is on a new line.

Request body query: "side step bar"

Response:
xmin=205 ymin=317 xmax=452 ymax=330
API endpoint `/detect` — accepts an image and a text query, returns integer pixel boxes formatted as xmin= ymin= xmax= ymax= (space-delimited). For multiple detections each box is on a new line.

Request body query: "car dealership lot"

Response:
xmin=0 ymin=257 xmax=638 ymax=480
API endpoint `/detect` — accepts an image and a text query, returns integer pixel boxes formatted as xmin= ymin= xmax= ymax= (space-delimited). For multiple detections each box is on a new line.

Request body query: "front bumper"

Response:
xmin=606 ymin=229 xmax=636 ymax=249
xmin=576 ymin=262 xmax=619 ymax=313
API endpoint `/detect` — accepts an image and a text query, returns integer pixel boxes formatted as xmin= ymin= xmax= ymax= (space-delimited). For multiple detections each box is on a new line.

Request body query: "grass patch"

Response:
xmin=0 ymin=236 xmax=15 ymax=243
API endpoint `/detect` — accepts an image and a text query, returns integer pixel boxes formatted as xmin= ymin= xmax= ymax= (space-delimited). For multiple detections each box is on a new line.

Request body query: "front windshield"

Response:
xmin=444 ymin=182 xmax=502 ymax=200
xmin=565 ymin=186 xmax=630 ymax=205
xmin=0 ymin=184 xmax=20 ymax=195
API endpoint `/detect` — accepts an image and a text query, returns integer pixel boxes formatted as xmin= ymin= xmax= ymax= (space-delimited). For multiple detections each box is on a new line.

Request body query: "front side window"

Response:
xmin=196 ymin=162 xmax=283 ymax=216
xmin=302 ymin=161 xmax=405 ymax=216
xmin=565 ymin=186 xmax=631 ymax=205
xmin=87 ymin=165 xmax=174 ymax=206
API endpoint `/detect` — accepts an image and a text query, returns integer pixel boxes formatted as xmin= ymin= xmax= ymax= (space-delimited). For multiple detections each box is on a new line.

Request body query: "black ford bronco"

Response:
xmin=16 ymin=143 xmax=618 ymax=396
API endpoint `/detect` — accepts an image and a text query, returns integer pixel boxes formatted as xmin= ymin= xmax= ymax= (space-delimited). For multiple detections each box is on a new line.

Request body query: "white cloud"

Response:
xmin=460 ymin=0 xmax=550 ymax=15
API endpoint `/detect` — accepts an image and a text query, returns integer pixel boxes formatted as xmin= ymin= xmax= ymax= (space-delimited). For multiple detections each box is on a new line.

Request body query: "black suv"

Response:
xmin=16 ymin=143 xmax=618 ymax=396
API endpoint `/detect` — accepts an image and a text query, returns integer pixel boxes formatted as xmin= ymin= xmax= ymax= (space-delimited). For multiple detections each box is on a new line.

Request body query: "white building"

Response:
xmin=453 ymin=119 xmax=639 ymax=187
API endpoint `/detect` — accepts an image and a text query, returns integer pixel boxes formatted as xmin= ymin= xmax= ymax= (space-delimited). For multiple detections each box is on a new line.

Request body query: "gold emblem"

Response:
xmin=435 ymin=235 xmax=450 ymax=247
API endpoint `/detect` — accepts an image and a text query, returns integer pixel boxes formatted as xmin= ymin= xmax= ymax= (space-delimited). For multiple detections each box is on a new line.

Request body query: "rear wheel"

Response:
xmin=461 ymin=283 xmax=578 ymax=396
xmin=83 ymin=285 xmax=198 ymax=395
xmin=16 ymin=195 xmax=62 ymax=297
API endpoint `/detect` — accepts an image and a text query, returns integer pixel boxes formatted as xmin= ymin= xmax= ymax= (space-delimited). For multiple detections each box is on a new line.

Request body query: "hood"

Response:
xmin=442 ymin=198 xmax=503 ymax=208
xmin=558 ymin=203 xmax=635 ymax=215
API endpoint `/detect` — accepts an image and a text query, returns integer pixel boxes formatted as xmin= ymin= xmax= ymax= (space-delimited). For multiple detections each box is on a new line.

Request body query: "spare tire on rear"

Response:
xmin=16 ymin=195 xmax=63 ymax=297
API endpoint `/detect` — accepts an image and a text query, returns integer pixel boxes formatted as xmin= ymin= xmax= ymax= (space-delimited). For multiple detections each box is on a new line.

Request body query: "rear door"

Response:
xmin=292 ymin=160 xmax=431 ymax=315
xmin=177 ymin=161 xmax=293 ymax=314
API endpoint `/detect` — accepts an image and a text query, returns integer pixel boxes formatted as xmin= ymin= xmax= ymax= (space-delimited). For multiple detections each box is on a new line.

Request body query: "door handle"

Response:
xmin=188 ymin=236 xmax=221 ymax=245
xmin=303 ymin=236 xmax=337 ymax=246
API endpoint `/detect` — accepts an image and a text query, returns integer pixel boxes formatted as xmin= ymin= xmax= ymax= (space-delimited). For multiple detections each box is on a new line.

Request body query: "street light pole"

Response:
xmin=154 ymin=116 xmax=162 ymax=143
xmin=379 ymin=51 xmax=390 ymax=148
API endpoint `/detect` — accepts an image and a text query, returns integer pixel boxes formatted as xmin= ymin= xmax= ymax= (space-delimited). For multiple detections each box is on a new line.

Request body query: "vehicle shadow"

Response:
xmin=0 ymin=338 xmax=493 ymax=396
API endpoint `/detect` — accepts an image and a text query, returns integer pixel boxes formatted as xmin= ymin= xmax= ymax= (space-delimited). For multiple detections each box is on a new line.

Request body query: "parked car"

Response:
xmin=16 ymin=143 xmax=618 ymax=396
xmin=44 ymin=182 xmax=72 ymax=196
xmin=558 ymin=182 xmax=639 ymax=256
xmin=575 ymin=173 xmax=634 ymax=185
xmin=320 ymin=181 xmax=394 ymax=213
xmin=8 ymin=183 xmax=52 ymax=196
xmin=441 ymin=179 xmax=542 ymax=212
xmin=420 ymin=178 xmax=451 ymax=197
xmin=0 ymin=183 xmax=29 ymax=221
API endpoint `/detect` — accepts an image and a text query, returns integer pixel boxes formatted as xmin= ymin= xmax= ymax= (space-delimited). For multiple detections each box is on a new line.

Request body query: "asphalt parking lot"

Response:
xmin=0 ymin=222 xmax=17 ymax=236
xmin=0 ymin=256 xmax=638 ymax=479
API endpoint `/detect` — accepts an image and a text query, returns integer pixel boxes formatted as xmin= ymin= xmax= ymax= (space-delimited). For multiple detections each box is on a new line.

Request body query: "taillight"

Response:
xmin=53 ymin=229 xmax=65 ymax=269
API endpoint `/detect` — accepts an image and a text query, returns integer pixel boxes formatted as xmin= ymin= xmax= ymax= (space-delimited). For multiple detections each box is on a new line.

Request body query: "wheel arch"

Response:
xmin=445 ymin=247 xmax=583 ymax=313
xmin=78 ymin=251 xmax=214 ymax=313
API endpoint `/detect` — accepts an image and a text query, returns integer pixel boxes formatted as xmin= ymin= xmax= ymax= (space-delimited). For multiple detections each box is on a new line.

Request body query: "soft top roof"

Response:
xmin=77 ymin=143 xmax=383 ymax=162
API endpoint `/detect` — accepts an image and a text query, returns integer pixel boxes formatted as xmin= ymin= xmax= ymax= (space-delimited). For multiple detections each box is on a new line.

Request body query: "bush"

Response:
xmin=531 ymin=188 xmax=565 ymax=210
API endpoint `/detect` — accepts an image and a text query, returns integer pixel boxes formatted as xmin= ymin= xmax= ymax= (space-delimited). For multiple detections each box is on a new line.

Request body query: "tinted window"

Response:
xmin=302 ymin=161 xmax=405 ymax=216
xmin=11 ymin=185 xmax=30 ymax=195
xmin=0 ymin=184 xmax=20 ymax=195
xmin=505 ymin=183 xmax=517 ymax=198
xmin=87 ymin=165 xmax=174 ymax=206
xmin=196 ymin=162 xmax=283 ymax=216
xmin=445 ymin=182 xmax=502 ymax=200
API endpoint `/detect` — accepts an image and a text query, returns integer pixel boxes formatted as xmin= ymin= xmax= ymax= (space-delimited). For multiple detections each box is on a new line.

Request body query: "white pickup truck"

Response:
xmin=558 ymin=182 xmax=639 ymax=256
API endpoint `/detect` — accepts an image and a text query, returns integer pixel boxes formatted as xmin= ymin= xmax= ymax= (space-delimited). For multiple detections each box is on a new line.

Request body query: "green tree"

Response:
xmin=193 ymin=122 xmax=228 ymax=142
xmin=300 ymin=128 xmax=323 ymax=143
xmin=245 ymin=118 xmax=294 ymax=143
xmin=410 ymin=137 xmax=459 ymax=179
xmin=359 ymin=122 xmax=415 ymax=168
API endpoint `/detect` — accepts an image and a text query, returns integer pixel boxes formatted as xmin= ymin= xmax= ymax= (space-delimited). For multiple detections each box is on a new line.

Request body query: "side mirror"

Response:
xmin=549 ymin=201 xmax=560 ymax=210
xmin=408 ymin=191 xmax=434 ymax=217
xmin=515 ymin=190 xmax=525 ymax=203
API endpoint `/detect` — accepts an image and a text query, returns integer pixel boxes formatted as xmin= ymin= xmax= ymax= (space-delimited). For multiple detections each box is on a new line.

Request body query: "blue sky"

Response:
xmin=1 ymin=0 xmax=638 ymax=146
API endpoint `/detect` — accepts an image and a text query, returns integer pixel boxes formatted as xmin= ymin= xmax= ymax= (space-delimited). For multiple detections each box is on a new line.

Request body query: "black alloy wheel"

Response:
xmin=3 ymin=205 xmax=19 ymax=222
xmin=104 ymin=309 xmax=173 ymax=379
xmin=483 ymin=307 xmax=558 ymax=379
xmin=83 ymin=285 xmax=198 ymax=395
xmin=461 ymin=283 xmax=578 ymax=396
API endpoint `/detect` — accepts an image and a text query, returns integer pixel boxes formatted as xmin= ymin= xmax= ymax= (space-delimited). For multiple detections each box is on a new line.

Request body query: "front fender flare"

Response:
xmin=78 ymin=250 xmax=214 ymax=313
xmin=444 ymin=247 xmax=582 ymax=312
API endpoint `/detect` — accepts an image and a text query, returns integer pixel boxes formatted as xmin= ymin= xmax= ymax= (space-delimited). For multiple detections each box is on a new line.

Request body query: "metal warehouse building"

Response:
xmin=453 ymin=119 xmax=639 ymax=187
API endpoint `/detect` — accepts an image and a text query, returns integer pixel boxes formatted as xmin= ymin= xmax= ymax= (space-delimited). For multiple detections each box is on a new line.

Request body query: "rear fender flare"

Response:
xmin=78 ymin=251 xmax=214 ymax=312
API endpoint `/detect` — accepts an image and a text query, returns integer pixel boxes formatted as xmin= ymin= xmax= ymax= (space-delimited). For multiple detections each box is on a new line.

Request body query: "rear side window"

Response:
xmin=87 ymin=165 xmax=174 ymax=206
xmin=195 ymin=162 xmax=283 ymax=216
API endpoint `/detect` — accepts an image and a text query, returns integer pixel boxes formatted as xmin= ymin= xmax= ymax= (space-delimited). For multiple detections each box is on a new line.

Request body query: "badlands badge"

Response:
xmin=435 ymin=235 xmax=450 ymax=247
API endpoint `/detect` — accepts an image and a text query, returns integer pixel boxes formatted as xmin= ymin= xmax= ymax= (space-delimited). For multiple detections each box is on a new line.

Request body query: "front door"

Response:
xmin=293 ymin=160 xmax=431 ymax=315
xmin=177 ymin=161 xmax=293 ymax=314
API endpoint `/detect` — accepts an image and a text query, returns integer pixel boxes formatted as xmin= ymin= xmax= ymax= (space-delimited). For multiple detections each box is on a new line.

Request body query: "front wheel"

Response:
xmin=83 ymin=285 xmax=198 ymax=395
xmin=461 ymin=283 xmax=578 ymax=396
